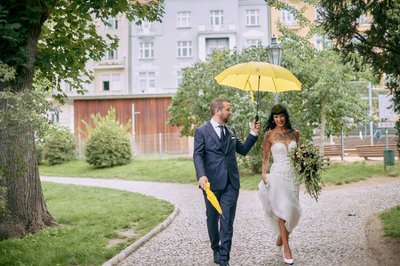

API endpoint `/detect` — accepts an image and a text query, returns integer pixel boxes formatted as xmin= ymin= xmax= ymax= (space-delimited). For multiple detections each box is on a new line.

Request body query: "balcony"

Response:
xmin=94 ymin=58 xmax=126 ymax=70
xmin=278 ymin=18 xmax=301 ymax=30
xmin=197 ymin=23 xmax=236 ymax=33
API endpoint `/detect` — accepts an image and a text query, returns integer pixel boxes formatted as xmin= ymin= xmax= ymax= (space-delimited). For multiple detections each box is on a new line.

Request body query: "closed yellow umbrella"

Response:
xmin=204 ymin=182 xmax=224 ymax=219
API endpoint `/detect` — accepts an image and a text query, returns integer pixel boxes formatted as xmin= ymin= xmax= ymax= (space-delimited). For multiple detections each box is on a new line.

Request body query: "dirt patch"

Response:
xmin=365 ymin=213 xmax=400 ymax=266
xmin=106 ymin=228 xmax=137 ymax=248
xmin=321 ymin=176 xmax=400 ymax=191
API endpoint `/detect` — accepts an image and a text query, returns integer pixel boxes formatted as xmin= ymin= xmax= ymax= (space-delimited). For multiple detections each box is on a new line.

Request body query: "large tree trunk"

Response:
xmin=0 ymin=11 xmax=58 ymax=239
xmin=319 ymin=96 xmax=327 ymax=156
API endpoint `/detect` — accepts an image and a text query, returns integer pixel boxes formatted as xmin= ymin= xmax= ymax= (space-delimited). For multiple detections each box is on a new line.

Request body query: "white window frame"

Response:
xmin=177 ymin=11 xmax=191 ymax=28
xmin=246 ymin=9 xmax=260 ymax=26
xmin=210 ymin=10 xmax=223 ymax=26
xmin=104 ymin=48 xmax=118 ymax=60
xmin=139 ymin=41 xmax=154 ymax=59
xmin=281 ymin=9 xmax=295 ymax=23
xmin=102 ymin=75 xmax=110 ymax=91
xmin=246 ymin=39 xmax=261 ymax=47
xmin=138 ymin=72 xmax=156 ymax=92
xmin=177 ymin=70 xmax=183 ymax=86
xmin=105 ymin=17 xmax=118 ymax=29
xmin=102 ymin=74 xmax=121 ymax=91
xmin=177 ymin=41 xmax=192 ymax=58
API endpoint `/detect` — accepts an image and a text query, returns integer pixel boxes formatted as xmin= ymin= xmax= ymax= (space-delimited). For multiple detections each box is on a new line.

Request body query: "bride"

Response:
xmin=259 ymin=103 xmax=301 ymax=265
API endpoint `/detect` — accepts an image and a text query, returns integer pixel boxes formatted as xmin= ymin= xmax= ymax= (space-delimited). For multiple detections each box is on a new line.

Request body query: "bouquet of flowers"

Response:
xmin=290 ymin=142 xmax=324 ymax=201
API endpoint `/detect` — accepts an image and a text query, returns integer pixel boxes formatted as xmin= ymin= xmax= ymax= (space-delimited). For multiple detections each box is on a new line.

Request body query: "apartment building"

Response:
xmin=56 ymin=0 xmax=272 ymax=155
xmin=270 ymin=0 xmax=373 ymax=50
xmin=130 ymin=0 xmax=270 ymax=95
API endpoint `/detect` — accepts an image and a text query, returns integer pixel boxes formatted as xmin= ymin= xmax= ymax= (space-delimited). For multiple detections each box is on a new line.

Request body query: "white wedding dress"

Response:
xmin=258 ymin=140 xmax=301 ymax=235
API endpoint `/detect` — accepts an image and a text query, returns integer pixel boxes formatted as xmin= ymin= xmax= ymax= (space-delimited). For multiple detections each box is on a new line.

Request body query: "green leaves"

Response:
xmin=40 ymin=125 xmax=76 ymax=165
xmin=83 ymin=107 xmax=132 ymax=168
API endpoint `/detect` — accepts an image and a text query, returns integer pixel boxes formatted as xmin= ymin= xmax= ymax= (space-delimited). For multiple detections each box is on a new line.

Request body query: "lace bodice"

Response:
xmin=271 ymin=140 xmax=297 ymax=164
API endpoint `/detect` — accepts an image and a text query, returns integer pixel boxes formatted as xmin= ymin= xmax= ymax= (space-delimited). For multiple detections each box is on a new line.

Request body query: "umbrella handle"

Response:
xmin=255 ymin=114 xmax=259 ymax=123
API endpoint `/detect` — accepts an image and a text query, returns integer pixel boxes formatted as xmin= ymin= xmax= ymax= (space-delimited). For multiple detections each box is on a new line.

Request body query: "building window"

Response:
xmin=316 ymin=6 xmax=326 ymax=21
xmin=177 ymin=11 xmax=191 ymax=28
xmin=246 ymin=9 xmax=259 ymax=26
xmin=177 ymin=41 xmax=192 ymax=58
xmin=139 ymin=41 xmax=154 ymax=59
xmin=281 ymin=9 xmax=295 ymax=24
xmin=48 ymin=112 xmax=59 ymax=123
xmin=112 ymin=74 xmax=121 ymax=90
xmin=140 ymin=21 xmax=152 ymax=30
xmin=105 ymin=17 xmax=118 ymax=29
xmin=315 ymin=34 xmax=332 ymax=50
xmin=177 ymin=70 xmax=183 ymax=86
xmin=210 ymin=10 xmax=223 ymax=26
xmin=206 ymin=38 xmax=229 ymax=56
xmin=103 ymin=80 xmax=110 ymax=91
xmin=139 ymin=72 xmax=156 ymax=92
xmin=246 ymin=39 xmax=261 ymax=47
xmin=64 ymin=81 xmax=72 ymax=92
xmin=104 ymin=48 xmax=118 ymax=60
xmin=102 ymin=74 xmax=121 ymax=91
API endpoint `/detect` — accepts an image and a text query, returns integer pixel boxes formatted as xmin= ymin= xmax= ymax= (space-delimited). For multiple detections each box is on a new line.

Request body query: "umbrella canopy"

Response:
xmin=204 ymin=182 xmax=224 ymax=219
xmin=214 ymin=61 xmax=301 ymax=102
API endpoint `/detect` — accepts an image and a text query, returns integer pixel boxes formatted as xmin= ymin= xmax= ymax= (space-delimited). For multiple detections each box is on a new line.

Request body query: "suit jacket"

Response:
xmin=193 ymin=121 xmax=258 ymax=190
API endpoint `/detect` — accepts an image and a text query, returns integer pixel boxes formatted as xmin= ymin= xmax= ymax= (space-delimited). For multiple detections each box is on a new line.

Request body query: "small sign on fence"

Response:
xmin=378 ymin=122 xmax=396 ymax=128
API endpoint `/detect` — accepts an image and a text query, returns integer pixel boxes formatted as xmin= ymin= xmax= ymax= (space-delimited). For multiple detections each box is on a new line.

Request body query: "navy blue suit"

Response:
xmin=193 ymin=121 xmax=258 ymax=262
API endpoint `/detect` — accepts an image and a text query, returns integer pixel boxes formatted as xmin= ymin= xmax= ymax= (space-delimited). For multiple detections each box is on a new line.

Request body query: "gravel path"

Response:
xmin=41 ymin=176 xmax=400 ymax=266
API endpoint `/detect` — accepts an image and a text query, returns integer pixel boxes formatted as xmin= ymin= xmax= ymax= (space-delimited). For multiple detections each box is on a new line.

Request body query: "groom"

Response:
xmin=193 ymin=98 xmax=260 ymax=266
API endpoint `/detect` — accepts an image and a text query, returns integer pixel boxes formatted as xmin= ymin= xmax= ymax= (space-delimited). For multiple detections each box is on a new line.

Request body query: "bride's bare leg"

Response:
xmin=278 ymin=218 xmax=292 ymax=259
xmin=276 ymin=235 xmax=283 ymax=246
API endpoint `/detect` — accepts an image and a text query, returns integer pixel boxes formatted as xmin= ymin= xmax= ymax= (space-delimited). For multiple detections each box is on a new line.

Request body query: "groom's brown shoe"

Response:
xmin=213 ymin=251 xmax=220 ymax=264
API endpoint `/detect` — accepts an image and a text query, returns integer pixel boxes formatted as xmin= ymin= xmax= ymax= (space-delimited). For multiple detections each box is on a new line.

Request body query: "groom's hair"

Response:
xmin=210 ymin=98 xmax=227 ymax=115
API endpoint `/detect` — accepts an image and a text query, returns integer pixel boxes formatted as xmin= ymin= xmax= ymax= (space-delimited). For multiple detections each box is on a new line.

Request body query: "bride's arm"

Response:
xmin=261 ymin=131 xmax=272 ymax=184
xmin=294 ymin=129 xmax=299 ymax=143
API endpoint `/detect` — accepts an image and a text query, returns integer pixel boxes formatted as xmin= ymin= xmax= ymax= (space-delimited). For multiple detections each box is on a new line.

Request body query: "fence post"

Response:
xmin=159 ymin=132 xmax=162 ymax=159
xmin=78 ymin=131 xmax=82 ymax=159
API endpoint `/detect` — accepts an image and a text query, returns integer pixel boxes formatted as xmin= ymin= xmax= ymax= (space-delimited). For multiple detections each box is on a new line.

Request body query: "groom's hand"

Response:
xmin=198 ymin=176 xmax=208 ymax=190
xmin=252 ymin=120 xmax=261 ymax=134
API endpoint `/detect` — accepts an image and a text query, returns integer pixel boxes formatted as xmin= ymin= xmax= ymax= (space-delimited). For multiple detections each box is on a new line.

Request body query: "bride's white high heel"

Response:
xmin=282 ymin=247 xmax=294 ymax=265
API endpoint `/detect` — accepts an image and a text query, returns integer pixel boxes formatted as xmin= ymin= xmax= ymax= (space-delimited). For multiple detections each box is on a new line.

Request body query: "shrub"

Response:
xmin=42 ymin=126 xmax=76 ymax=165
xmin=84 ymin=107 xmax=131 ymax=168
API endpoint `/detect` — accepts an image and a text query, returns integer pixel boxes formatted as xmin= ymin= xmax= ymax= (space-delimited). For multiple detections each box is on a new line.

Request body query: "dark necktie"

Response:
xmin=218 ymin=125 xmax=226 ymax=143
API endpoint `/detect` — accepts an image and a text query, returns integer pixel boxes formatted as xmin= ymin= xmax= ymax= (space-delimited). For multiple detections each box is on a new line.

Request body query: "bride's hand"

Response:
xmin=262 ymin=174 xmax=267 ymax=185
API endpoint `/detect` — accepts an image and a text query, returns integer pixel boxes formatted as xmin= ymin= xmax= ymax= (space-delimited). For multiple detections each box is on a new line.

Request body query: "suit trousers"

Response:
xmin=203 ymin=181 xmax=239 ymax=262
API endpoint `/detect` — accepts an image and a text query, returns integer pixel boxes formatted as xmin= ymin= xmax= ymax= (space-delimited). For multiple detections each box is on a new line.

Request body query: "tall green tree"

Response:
xmin=317 ymin=0 xmax=400 ymax=148
xmin=168 ymin=41 xmax=367 ymax=172
xmin=0 ymin=0 xmax=164 ymax=239
xmin=278 ymin=32 xmax=367 ymax=151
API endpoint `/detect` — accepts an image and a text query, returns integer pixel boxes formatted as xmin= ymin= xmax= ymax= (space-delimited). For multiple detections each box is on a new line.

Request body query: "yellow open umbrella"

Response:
xmin=214 ymin=61 xmax=302 ymax=119
xmin=204 ymin=182 xmax=224 ymax=219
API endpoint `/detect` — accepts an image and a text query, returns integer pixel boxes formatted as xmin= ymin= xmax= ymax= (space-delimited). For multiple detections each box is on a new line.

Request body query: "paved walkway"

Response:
xmin=41 ymin=176 xmax=400 ymax=266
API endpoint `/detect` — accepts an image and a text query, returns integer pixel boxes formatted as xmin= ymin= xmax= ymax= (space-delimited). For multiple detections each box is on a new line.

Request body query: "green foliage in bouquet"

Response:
xmin=42 ymin=125 xmax=76 ymax=165
xmin=291 ymin=143 xmax=324 ymax=201
xmin=83 ymin=107 xmax=132 ymax=168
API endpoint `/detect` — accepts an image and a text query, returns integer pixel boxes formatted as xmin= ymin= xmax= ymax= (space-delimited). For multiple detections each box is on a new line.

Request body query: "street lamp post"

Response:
xmin=266 ymin=35 xmax=283 ymax=103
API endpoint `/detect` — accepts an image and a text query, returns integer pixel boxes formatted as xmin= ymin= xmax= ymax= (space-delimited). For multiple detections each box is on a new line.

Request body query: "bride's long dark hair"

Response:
xmin=265 ymin=103 xmax=293 ymax=131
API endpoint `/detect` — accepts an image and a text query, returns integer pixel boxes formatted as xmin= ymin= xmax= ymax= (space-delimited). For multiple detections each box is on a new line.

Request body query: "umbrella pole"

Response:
xmin=255 ymin=76 xmax=260 ymax=122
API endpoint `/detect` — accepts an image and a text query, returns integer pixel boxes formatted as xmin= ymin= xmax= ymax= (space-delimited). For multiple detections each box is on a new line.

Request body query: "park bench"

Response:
xmin=317 ymin=144 xmax=341 ymax=157
xmin=356 ymin=144 xmax=399 ymax=159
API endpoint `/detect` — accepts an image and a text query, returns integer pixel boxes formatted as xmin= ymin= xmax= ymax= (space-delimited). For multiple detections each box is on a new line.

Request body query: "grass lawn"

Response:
xmin=39 ymin=157 xmax=196 ymax=183
xmin=0 ymin=182 xmax=173 ymax=266
xmin=380 ymin=205 xmax=400 ymax=238
xmin=40 ymin=158 xmax=400 ymax=190
xmin=240 ymin=160 xmax=400 ymax=190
